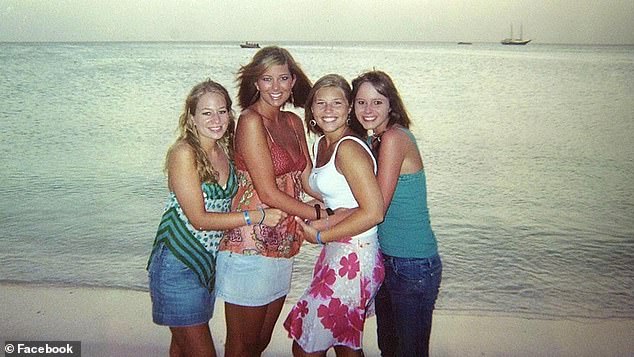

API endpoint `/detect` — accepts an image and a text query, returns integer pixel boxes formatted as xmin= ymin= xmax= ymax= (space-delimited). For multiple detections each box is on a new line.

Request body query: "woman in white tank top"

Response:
xmin=283 ymin=74 xmax=385 ymax=356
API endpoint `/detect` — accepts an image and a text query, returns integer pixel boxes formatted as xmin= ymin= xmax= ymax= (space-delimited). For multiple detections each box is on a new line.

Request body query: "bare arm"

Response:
xmin=298 ymin=140 xmax=383 ymax=244
xmin=300 ymin=149 xmax=322 ymax=202
xmin=376 ymin=128 xmax=425 ymax=213
xmin=374 ymin=129 xmax=405 ymax=212
xmin=168 ymin=143 xmax=285 ymax=230
xmin=235 ymin=110 xmax=318 ymax=220
xmin=294 ymin=116 xmax=323 ymax=201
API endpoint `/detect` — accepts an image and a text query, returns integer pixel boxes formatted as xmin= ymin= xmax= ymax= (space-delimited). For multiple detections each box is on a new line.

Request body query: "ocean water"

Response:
xmin=1 ymin=41 xmax=632 ymax=320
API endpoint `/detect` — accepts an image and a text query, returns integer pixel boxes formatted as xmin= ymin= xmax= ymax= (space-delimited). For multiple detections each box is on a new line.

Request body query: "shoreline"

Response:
xmin=2 ymin=283 xmax=633 ymax=356
xmin=5 ymin=280 xmax=628 ymax=322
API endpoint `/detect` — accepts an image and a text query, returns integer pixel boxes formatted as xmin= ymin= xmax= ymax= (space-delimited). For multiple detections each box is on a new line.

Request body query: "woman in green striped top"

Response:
xmin=147 ymin=79 xmax=285 ymax=357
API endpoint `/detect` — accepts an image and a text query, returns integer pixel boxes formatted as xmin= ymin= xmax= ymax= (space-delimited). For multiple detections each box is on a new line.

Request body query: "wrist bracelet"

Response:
xmin=257 ymin=207 xmax=266 ymax=225
xmin=314 ymin=204 xmax=321 ymax=220
xmin=316 ymin=231 xmax=324 ymax=245
xmin=325 ymin=207 xmax=335 ymax=216
xmin=243 ymin=211 xmax=252 ymax=226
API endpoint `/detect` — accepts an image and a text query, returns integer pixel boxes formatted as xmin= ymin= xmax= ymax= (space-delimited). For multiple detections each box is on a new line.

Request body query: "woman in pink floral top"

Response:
xmin=284 ymin=74 xmax=385 ymax=356
xmin=215 ymin=47 xmax=326 ymax=357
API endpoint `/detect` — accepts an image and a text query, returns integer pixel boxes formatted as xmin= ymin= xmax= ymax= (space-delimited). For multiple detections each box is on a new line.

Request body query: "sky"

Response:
xmin=1 ymin=0 xmax=633 ymax=45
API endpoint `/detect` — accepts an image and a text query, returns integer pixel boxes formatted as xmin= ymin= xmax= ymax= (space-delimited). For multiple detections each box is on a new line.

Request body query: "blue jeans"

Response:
xmin=376 ymin=254 xmax=442 ymax=357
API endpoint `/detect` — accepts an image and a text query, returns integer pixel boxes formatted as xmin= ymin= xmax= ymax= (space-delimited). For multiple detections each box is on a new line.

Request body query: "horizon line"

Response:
xmin=1 ymin=40 xmax=633 ymax=46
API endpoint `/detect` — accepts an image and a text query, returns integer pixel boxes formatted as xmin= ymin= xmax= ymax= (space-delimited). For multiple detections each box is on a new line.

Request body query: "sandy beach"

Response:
xmin=1 ymin=283 xmax=632 ymax=356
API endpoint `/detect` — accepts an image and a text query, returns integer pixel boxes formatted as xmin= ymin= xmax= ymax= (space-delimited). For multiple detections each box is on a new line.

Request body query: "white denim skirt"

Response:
xmin=215 ymin=251 xmax=294 ymax=306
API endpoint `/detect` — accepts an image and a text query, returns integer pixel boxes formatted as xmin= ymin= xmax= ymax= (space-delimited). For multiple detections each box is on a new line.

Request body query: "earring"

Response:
xmin=309 ymin=119 xmax=317 ymax=127
xmin=290 ymin=91 xmax=295 ymax=104
xmin=254 ymin=83 xmax=260 ymax=98
xmin=346 ymin=118 xmax=351 ymax=126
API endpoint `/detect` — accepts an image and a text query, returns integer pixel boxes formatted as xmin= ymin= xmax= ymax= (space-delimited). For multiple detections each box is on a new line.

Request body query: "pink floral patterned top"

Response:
xmin=220 ymin=118 xmax=306 ymax=258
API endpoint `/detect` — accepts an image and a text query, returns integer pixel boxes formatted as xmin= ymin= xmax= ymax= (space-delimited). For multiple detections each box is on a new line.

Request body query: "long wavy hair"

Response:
xmin=304 ymin=74 xmax=364 ymax=137
xmin=350 ymin=70 xmax=412 ymax=136
xmin=236 ymin=46 xmax=312 ymax=110
xmin=165 ymin=79 xmax=236 ymax=184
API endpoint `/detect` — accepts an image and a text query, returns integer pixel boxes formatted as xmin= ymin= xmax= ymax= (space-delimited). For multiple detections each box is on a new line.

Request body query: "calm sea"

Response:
xmin=1 ymin=41 xmax=632 ymax=320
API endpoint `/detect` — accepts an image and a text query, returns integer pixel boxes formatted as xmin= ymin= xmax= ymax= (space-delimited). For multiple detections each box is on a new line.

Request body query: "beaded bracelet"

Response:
xmin=243 ymin=211 xmax=252 ymax=226
xmin=316 ymin=231 xmax=324 ymax=245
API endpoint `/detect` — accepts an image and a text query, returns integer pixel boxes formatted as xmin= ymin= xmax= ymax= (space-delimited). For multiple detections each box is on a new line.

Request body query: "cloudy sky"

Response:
xmin=1 ymin=0 xmax=633 ymax=44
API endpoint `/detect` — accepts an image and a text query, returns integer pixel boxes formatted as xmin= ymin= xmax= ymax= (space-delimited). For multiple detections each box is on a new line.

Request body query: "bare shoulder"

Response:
xmin=382 ymin=126 xmax=424 ymax=170
xmin=337 ymin=137 xmax=372 ymax=160
xmin=236 ymin=109 xmax=266 ymax=137
xmin=168 ymin=141 xmax=195 ymax=161
xmin=170 ymin=140 xmax=195 ymax=157
xmin=382 ymin=126 xmax=411 ymax=144
xmin=335 ymin=138 xmax=375 ymax=178
xmin=380 ymin=126 xmax=415 ymax=155
xmin=238 ymin=108 xmax=264 ymax=124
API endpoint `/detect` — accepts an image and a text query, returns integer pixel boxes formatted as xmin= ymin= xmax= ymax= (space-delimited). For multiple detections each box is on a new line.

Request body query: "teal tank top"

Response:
xmin=376 ymin=128 xmax=438 ymax=258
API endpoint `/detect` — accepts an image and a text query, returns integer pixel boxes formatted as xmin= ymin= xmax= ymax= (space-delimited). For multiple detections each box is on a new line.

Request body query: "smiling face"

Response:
xmin=255 ymin=64 xmax=296 ymax=108
xmin=311 ymin=86 xmax=351 ymax=135
xmin=190 ymin=91 xmax=230 ymax=142
xmin=353 ymin=81 xmax=391 ymax=133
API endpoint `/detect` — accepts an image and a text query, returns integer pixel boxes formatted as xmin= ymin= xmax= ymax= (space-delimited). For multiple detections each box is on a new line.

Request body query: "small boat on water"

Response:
xmin=501 ymin=24 xmax=531 ymax=45
xmin=240 ymin=42 xmax=260 ymax=48
xmin=457 ymin=42 xmax=473 ymax=45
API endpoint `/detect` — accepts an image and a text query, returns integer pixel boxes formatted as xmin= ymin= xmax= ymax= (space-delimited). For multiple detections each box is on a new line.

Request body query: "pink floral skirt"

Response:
xmin=284 ymin=233 xmax=385 ymax=353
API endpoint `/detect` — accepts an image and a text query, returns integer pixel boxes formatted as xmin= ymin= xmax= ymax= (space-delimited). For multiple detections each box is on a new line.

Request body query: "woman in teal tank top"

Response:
xmin=351 ymin=71 xmax=442 ymax=357
xmin=146 ymin=80 xmax=285 ymax=357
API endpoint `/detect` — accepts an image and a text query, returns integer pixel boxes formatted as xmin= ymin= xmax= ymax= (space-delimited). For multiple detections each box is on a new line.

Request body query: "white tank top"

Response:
xmin=309 ymin=135 xmax=378 ymax=238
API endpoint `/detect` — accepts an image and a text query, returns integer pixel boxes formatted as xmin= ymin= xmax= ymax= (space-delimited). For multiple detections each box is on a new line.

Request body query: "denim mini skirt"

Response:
xmin=215 ymin=251 xmax=294 ymax=306
xmin=148 ymin=243 xmax=216 ymax=326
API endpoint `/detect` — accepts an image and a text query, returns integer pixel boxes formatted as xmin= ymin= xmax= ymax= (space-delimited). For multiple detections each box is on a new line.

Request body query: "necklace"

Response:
xmin=369 ymin=127 xmax=388 ymax=155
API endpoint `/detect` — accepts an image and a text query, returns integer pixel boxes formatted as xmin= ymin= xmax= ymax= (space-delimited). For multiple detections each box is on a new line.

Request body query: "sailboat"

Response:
xmin=501 ymin=24 xmax=531 ymax=45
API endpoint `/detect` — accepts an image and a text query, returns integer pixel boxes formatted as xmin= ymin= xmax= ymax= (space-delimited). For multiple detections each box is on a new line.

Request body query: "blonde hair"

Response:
xmin=236 ymin=46 xmax=312 ymax=110
xmin=165 ymin=79 xmax=236 ymax=184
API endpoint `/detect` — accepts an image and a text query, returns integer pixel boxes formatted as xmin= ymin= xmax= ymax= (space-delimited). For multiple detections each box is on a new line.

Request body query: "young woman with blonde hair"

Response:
xmin=147 ymin=79 xmax=285 ymax=357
